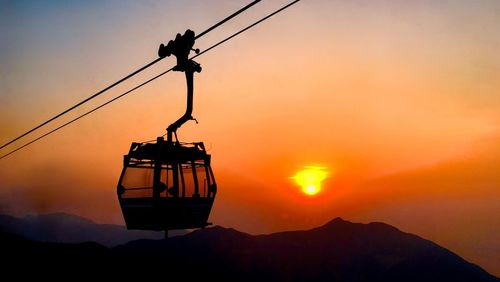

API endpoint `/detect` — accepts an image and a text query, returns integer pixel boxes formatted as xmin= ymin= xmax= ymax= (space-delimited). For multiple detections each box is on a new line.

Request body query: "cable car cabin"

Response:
xmin=117 ymin=136 xmax=216 ymax=231
xmin=117 ymin=30 xmax=216 ymax=231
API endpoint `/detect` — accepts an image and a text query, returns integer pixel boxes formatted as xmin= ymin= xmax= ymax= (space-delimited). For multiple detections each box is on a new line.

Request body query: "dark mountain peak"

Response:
xmin=24 ymin=212 xmax=96 ymax=225
xmin=314 ymin=217 xmax=354 ymax=231
xmin=195 ymin=225 xmax=247 ymax=235
xmin=0 ymin=212 xmax=176 ymax=247
xmin=316 ymin=217 xmax=402 ymax=234
xmin=185 ymin=225 xmax=250 ymax=241
xmin=324 ymin=216 xmax=349 ymax=225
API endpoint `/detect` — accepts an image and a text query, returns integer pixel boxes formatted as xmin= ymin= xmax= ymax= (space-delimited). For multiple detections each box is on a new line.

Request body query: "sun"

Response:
xmin=291 ymin=166 xmax=328 ymax=196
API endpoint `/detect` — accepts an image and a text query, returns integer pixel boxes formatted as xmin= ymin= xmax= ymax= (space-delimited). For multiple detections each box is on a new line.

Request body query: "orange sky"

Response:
xmin=1 ymin=0 xmax=499 ymax=276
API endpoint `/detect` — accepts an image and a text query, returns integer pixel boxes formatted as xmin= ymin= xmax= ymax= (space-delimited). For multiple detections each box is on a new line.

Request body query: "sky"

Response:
xmin=1 ymin=0 xmax=499 ymax=275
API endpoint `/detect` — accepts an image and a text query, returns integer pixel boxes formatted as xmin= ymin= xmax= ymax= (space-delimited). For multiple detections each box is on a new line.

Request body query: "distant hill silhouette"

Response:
xmin=1 ymin=216 xmax=498 ymax=281
xmin=0 ymin=213 xmax=186 ymax=247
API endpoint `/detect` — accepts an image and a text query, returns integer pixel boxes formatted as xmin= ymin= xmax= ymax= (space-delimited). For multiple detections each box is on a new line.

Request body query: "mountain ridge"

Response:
xmin=0 ymin=212 xmax=186 ymax=247
xmin=1 ymin=213 xmax=497 ymax=281
xmin=113 ymin=217 xmax=498 ymax=281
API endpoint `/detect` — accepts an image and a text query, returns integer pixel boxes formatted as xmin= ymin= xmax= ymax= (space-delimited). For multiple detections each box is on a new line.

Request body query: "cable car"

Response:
xmin=117 ymin=29 xmax=217 ymax=231
xmin=117 ymin=138 xmax=216 ymax=230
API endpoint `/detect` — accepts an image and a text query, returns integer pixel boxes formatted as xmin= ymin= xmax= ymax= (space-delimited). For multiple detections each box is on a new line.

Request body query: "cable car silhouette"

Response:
xmin=117 ymin=30 xmax=216 ymax=232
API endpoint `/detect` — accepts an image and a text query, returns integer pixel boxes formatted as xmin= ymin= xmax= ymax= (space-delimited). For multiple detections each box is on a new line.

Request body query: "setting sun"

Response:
xmin=291 ymin=166 xmax=328 ymax=196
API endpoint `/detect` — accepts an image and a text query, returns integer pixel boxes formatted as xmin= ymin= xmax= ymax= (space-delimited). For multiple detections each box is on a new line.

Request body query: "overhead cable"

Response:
xmin=0 ymin=0 xmax=300 ymax=160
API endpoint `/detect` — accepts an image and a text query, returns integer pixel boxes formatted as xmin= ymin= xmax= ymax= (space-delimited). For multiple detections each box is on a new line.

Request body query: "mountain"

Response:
xmin=1 ymin=217 xmax=498 ymax=281
xmin=0 ymin=213 xmax=186 ymax=247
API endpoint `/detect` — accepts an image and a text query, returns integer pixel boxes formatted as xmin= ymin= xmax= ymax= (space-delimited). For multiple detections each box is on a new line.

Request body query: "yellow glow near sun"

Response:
xmin=291 ymin=166 xmax=328 ymax=196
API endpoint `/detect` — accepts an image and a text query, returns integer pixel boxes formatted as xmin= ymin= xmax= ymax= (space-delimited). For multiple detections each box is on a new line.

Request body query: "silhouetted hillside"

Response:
xmin=0 ymin=213 xmax=186 ymax=246
xmin=2 ymin=217 xmax=498 ymax=281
